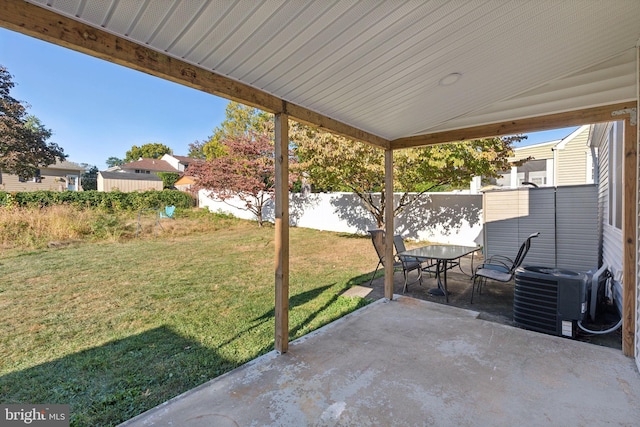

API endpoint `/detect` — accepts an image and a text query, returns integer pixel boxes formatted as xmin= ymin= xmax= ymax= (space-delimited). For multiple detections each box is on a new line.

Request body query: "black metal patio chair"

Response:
xmin=470 ymin=232 xmax=540 ymax=303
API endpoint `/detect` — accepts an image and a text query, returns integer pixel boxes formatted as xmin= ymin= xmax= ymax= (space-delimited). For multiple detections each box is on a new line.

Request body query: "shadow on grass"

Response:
xmin=0 ymin=326 xmax=228 ymax=427
xmin=0 ymin=275 xmax=374 ymax=427
xmin=217 ymin=276 xmax=373 ymax=357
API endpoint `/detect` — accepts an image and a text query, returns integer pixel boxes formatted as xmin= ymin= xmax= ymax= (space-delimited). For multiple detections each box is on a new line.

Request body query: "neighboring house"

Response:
xmin=97 ymin=171 xmax=163 ymax=192
xmin=174 ymin=175 xmax=196 ymax=192
xmin=589 ymin=120 xmax=624 ymax=293
xmin=0 ymin=160 xmax=86 ymax=192
xmin=118 ymin=158 xmax=178 ymax=174
xmin=161 ymin=154 xmax=193 ymax=172
xmin=488 ymin=125 xmax=593 ymax=189
xmin=98 ymin=154 xmax=198 ymax=192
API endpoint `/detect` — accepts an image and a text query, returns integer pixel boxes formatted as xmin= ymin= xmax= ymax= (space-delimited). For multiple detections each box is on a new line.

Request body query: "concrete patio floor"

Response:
xmin=121 ymin=296 xmax=640 ymax=426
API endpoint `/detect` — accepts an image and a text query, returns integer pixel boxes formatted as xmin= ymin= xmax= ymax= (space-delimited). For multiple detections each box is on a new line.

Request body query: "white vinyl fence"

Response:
xmin=199 ymin=190 xmax=483 ymax=246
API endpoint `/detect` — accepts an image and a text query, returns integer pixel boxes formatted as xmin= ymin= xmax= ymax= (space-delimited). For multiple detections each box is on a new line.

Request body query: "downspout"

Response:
xmin=588 ymin=123 xmax=599 ymax=184
xmin=551 ymin=147 xmax=558 ymax=187
xmin=591 ymin=146 xmax=599 ymax=183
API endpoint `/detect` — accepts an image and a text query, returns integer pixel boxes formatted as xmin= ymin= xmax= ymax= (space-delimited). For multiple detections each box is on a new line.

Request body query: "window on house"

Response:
xmin=528 ymin=171 xmax=547 ymax=186
xmin=18 ymin=169 xmax=41 ymax=183
xmin=495 ymin=172 xmax=510 ymax=187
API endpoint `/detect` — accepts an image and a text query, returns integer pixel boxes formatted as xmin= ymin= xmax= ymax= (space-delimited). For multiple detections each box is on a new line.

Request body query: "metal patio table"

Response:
xmin=398 ymin=245 xmax=479 ymax=302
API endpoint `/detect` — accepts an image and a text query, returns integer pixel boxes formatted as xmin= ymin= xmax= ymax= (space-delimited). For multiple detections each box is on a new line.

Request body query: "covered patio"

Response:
xmin=120 ymin=296 xmax=640 ymax=426
xmin=1 ymin=1 xmax=639 ymax=424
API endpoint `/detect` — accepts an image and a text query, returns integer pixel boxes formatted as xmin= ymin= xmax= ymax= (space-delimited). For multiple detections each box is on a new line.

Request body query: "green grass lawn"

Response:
xmin=0 ymin=220 xmax=378 ymax=426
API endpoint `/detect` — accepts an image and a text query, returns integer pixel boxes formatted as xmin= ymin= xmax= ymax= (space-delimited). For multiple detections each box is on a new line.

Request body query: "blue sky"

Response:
xmin=1 ymin=27 xmax=577 ymax=170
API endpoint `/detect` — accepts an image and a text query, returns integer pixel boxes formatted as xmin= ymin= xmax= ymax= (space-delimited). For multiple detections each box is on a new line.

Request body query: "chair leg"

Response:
xmin=470 ymin=275 xmax=476 ymax=304
xmin=470 ymin=274 xmax=482 ymax=304
xmin=478 ymin=277 xmax=486 ymax=295
xmin=402 ymin=270 xmax=409 ymax=293
xmin=368 ymin=261 xmax=382 ymax=287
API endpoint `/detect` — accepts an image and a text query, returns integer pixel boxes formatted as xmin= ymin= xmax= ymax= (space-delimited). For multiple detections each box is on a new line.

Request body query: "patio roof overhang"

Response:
xmin=1 ymin=0 xmax=638 ymax=357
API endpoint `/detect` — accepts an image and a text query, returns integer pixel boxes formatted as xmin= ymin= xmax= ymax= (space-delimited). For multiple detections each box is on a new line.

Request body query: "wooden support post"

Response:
xmin=623 ymin=116 xmax=637 ymax=357
xmin=384 ymin=149 xmax=395 ymax=300
xmin=274 ymin=113 xmax=289 ymax=354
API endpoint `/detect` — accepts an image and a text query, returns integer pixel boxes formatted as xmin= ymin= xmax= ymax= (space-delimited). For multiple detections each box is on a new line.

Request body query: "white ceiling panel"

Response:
xmin=26 ymin=0 xmax=640 ymax=142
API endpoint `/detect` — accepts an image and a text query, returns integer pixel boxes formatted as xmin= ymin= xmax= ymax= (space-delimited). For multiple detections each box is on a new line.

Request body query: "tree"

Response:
xmin=292 ymin=124 xmax=524 ymax=227
xmin=190 ymin=132 xmax=297 ymax=226
xmin=157 ymin=172 xmax=180 ymax=189
xmin=0 ymin=65 xmax=66 ymax=179
xmin=124 ymin=143 xmax=172 ymax=162
xmin=105 ymin=156 xmax=124 ymax=168
xmin=81 ymin=165 xmax=99 ymax=191
xmin=197 ymin=102 xmax=272 ymax=160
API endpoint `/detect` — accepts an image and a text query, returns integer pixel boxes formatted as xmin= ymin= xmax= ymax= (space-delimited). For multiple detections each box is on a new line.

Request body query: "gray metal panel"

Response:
xmin=483 ymin=189 xmax=520 ymax=260
xmin=484 ymin=186 xmax=597 ymax=271
xmin=483 ymin=188 xmax=555 ymax=266
xmin=555 ymin=185 xmax=599 ymax=272
xmin=516 ymin=187 xmax=555 ymax=268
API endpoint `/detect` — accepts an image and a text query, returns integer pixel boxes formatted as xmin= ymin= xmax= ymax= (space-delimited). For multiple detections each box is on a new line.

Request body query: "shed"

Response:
xmin=97 ymin=171 xmax=162 ymax=192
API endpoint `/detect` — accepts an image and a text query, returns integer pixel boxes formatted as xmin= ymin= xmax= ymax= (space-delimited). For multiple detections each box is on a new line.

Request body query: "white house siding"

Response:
xmin=512 ymin=141 xmax=555 ymax=162
xmin=590 ymin=121 xmax=630 ymax=363
xmin=592 ymin=123 xmax=624 ymax=281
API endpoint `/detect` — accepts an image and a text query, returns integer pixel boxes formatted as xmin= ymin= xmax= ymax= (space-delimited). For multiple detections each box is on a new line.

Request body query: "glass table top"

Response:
xmin=399 ymin=245 xmax=479 ymax=260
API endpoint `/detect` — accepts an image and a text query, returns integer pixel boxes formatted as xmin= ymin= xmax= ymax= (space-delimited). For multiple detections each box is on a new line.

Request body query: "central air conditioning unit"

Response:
xmin=513 ymin=266 xmax=588 ymax=337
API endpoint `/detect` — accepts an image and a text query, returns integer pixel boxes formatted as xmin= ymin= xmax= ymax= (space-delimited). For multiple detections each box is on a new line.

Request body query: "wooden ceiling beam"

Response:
xmin=392 ymin=102 xmax=638 ymax=149
xmin=0 ymin=0 xmax=389 ymax=149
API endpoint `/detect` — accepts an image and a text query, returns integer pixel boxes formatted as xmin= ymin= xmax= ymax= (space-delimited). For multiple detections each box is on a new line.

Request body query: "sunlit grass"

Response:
xmin=0 ymin=219 xmax=378 ymax=426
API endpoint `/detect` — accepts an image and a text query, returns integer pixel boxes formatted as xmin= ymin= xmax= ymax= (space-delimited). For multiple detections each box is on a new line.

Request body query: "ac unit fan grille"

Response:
xmin=514 ymin=275 xmax=559 ymax=335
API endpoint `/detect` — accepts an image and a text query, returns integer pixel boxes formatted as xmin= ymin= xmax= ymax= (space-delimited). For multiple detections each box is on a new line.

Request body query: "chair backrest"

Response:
xmin=165 ymin=205 xmax=176 ymax=218
xmin=510 ymin=232 xmax=540 ymax=272
xmin=368 ymin=229 xmax=386 ymax=264
xmin=393 ymin=235 xmax=407 ymax=254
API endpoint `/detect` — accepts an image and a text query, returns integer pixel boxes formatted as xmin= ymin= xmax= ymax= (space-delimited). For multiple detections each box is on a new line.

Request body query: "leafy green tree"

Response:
xmin=124 ymin=143 xmax=173 ymax=162
xmin=198 ymin=102 xmax=272 ymax=160
xmin=291 ymin=124 xmax=524 ymax=227
xmin=157 ymin=172 xmax=181 ymax=189
xmin=187 ymin=140 xmax=206 ymax=159
xmin=106 ymin=156 xmax=124 ymax=168
xmin=0 ymin=65 xmax=66 ymax=179
xmin=81 ymin=165 xmax=98 ymax=191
